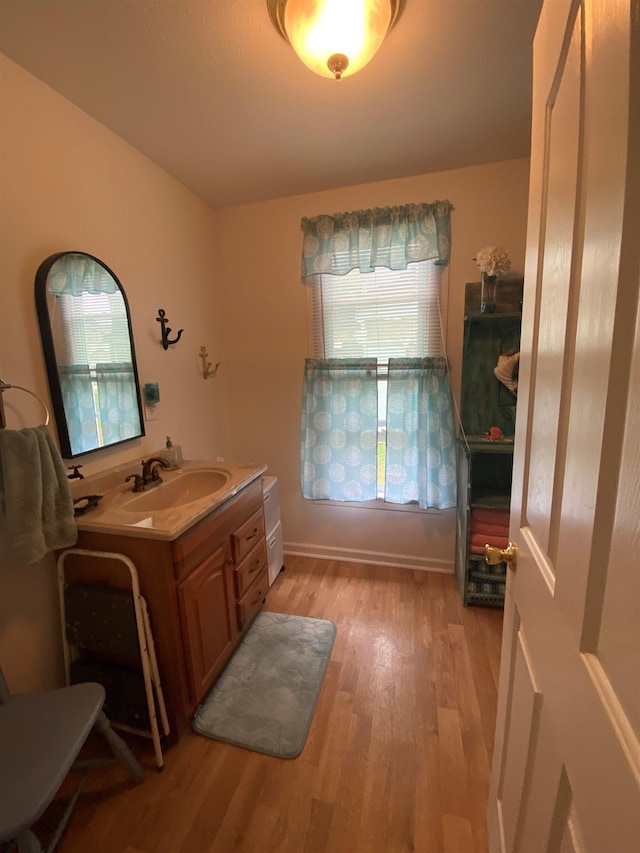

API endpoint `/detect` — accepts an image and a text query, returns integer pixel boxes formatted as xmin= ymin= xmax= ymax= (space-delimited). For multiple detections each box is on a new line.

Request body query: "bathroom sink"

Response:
xmin=71 ymin=459 xmax=268 ymax=540
xmin=119 ymin=469 xmax=231 ymax=512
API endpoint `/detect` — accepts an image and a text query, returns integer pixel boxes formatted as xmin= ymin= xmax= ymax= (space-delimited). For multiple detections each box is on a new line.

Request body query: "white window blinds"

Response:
xmin=312 ymin=259 xmax=444 ymax=359
xmin=58 ymin=291 xmax=133 ymax=366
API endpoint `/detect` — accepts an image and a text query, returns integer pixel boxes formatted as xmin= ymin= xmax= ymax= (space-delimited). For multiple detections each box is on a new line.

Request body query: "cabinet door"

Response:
xmin=178 ymin=541 xmax=234 ymax=704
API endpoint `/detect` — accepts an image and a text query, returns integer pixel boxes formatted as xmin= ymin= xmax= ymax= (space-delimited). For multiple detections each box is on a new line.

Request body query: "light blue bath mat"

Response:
xmin=192 ymin=611 xmax=336 ymax=759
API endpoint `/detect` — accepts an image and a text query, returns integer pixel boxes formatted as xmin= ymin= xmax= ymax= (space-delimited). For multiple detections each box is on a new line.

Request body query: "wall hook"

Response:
xmin=199 ymin=346 xmax=220 ymax=379
xmin=156 ymin=308 xmax=183 ymax=350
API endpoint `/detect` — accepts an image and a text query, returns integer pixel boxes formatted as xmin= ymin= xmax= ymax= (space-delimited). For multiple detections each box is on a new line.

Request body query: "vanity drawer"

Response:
xmin=231 ymin=507 xmax=265 ymax=565
xmin=234 ymin=539 xmax=267 ymax=599
xmin=236 ymin=567 xmax=268 ymax=632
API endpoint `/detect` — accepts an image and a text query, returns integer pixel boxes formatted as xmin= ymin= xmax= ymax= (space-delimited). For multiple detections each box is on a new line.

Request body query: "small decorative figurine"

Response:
xmin=485 ymin=426 xmax=504 ymax=441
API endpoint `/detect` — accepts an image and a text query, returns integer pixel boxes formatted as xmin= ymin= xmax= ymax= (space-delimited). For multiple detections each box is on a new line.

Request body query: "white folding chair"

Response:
xmin=57 ymin=549 xmax=170 ymax=770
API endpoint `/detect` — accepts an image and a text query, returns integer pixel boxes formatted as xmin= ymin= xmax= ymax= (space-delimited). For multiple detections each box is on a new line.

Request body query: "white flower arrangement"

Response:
xmin=474 ymin=245 xmax=511 ymax=278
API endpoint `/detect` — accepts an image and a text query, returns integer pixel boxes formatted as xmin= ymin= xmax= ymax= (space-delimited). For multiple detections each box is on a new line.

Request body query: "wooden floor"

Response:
xmin=49 ymin=556 xmax=504 ymax=853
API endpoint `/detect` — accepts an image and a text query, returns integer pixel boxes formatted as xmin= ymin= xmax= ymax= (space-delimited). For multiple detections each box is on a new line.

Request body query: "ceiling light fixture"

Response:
xmin=267 ymin=0 xmax=406 ymax=80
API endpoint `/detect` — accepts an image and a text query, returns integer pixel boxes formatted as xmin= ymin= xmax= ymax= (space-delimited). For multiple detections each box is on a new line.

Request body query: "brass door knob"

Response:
xmin=485 ymin=541 xmax=518 ymax=571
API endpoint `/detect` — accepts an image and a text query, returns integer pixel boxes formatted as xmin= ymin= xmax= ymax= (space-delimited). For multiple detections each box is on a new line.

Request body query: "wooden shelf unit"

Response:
xmin=455 ymin=279 xmax=522 ymax=607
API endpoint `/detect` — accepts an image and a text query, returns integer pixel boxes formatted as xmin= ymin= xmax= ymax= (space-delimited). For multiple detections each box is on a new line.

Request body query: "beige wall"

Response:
xmin=0 ymin=55 xmax=230 ymax=690
xmin=0 ymin=52 xmax=530 ymax=691
xmin=218 ymin=158 xmax=531 ymax=570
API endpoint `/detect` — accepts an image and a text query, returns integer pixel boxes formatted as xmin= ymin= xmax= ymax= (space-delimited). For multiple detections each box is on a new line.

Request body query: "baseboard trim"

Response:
xmin=282 ymin=541 xmax=454 ymax=574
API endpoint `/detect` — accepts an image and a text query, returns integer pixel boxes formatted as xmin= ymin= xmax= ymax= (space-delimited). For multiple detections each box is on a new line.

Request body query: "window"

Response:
xmin=56 ymin=291 xmax=136 ymax=448
xmin=312 ymin=260 xmax=445 ymax=497
xmin=312 ymin=260 xmax=444 ymax=360
xmin=59 ymin=290 xmax=134 ymax=365
xmin=299 ymin=201 xmax=457 ymax=510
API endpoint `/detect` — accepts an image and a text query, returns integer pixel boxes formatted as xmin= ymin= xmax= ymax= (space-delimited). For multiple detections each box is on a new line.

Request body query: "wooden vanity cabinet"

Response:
xmin=69 ymin=477 xmax=268 ymax=739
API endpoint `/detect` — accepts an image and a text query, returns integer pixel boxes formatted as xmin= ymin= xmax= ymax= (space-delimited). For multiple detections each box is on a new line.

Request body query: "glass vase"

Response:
xmin=481 ymin=273 xmax=498 ymax=313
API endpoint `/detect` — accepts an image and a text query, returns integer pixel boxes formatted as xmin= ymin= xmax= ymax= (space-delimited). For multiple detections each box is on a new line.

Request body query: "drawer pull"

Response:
xmin=250 ymin=590 xmax=264 ymax=606
xmin=245 ymin=527 xmax=259 ymax=542
xmin=249 ymin=561 xmax=261 ymax=575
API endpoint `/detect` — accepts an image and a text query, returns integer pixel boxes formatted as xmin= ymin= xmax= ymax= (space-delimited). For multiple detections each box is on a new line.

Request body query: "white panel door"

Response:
xmin=488 ymin=1 xmax=640 ymax=851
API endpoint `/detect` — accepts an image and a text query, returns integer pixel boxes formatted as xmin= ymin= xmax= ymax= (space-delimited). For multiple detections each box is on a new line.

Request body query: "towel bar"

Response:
xmin=0 ymin=379 xmax=50 ymax=428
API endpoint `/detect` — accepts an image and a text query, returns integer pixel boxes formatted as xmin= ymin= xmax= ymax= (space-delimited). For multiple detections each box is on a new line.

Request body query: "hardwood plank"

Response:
xmin=437 ymin=706 xmax=469 ymax=818
xmin=47 ymin=556 xmax=502 ymax=853
xmin=443 ymin=815 xmax=476 ymax=853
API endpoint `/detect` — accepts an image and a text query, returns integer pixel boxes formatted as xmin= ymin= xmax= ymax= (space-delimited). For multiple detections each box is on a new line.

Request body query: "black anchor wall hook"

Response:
xmin=156 ymin=308 xmax=184 ymax=350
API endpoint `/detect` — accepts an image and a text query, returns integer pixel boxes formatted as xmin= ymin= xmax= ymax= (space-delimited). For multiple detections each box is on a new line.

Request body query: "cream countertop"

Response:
xmin=70 ymin=459 xmax=267 ymax=541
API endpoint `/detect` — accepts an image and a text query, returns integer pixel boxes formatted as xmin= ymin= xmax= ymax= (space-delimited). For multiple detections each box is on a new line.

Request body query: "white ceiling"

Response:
xmin=0 ymin=0 xmax=543 ymax=210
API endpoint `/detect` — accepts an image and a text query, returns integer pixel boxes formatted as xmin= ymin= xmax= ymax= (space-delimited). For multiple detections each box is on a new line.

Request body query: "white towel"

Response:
xmin=0 ymin=425 xmax=77 ymax=564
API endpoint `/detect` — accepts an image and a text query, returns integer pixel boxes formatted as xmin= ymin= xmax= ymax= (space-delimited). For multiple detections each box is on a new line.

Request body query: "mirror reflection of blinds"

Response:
xmin=57 ymin=291 xmax=133 ymax=366
xmin=312 ymin=260 xmax=444 ymax=359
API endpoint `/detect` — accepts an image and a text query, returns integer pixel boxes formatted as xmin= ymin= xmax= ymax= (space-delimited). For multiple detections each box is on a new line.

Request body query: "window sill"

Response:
xmin=311 ymin=498 xmax=444 ymax=514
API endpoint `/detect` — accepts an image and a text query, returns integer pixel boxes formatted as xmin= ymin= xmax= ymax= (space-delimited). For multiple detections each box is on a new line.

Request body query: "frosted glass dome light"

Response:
xmin=268 ymin=0 xmax=406 ymax=80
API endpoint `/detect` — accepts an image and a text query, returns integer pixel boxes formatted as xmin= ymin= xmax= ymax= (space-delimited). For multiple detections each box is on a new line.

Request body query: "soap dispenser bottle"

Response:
xmin=163 ymin=436 xmax=182 ymax=470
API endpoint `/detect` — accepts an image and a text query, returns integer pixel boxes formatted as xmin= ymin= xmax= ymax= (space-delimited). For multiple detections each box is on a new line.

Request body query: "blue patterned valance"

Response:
xmin=47 ymin=253 xmax=117 ymax=296
xmin=300 ymin=200 xmax=453 ymax=284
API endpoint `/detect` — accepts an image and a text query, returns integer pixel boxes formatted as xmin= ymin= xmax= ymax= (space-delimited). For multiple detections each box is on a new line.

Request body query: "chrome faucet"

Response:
xmin=125 ymin=457 xmax=170 ymax=492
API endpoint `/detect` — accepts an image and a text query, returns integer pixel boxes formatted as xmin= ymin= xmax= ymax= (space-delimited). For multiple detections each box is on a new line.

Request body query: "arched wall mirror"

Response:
xmin=35 ymin=251 xmax=145 ymax=458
